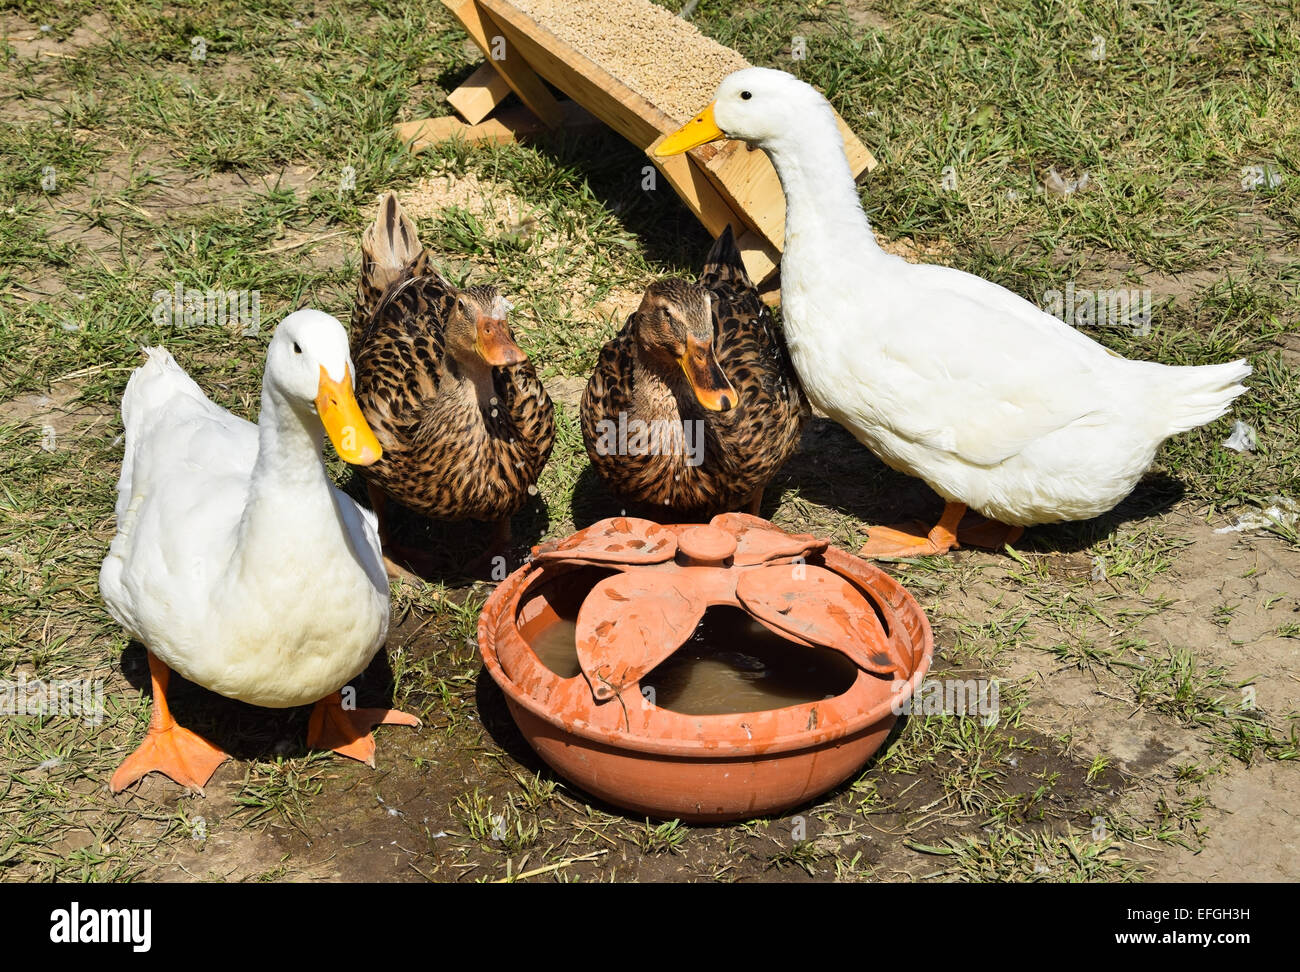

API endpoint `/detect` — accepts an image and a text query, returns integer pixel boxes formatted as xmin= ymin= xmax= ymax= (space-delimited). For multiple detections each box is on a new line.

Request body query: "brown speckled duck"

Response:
xmin=351 ymin=193 xmax=555 ymax=577
xmin=581 ymin=226 xmax=804 ymax=517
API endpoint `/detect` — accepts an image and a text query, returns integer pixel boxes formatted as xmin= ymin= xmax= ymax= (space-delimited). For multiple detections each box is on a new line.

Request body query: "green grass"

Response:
xmin=913 ymin=826 xmax=1144 ymax=882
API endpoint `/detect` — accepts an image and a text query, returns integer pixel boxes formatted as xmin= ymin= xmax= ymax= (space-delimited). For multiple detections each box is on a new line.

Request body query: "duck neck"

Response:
xmin=234 ymin=384 xmax=343 ymax=571
xmin=631 ymin=330 xmax=695 ymax=419
xmin=762 ymin=115 xmax=885 ymax=332
xmin=447 ymin=353 xmax=498 ymax=412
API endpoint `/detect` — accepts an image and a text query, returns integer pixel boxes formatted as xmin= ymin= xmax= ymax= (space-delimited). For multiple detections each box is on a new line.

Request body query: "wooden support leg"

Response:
xmin=447 ymin=62 xmax=512 ymax=125
xmin=442 ymin=0 xmax=563 ymax=127
xmin=646 ymin=148 xmax=781 ymax=296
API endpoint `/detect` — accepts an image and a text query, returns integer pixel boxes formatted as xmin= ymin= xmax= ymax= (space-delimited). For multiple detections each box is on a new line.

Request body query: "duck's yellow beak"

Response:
xmin=655 ymin=103 xmax=726 ymax=157
xmin=315 ymin=365 xmax=382 ymax=466
xmin=679 ymin=336 xmax=737 ymax=412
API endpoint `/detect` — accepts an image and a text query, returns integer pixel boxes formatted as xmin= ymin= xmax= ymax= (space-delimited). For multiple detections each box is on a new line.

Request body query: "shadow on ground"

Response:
xmin=118 ymin=640 xmax=407 ymax=765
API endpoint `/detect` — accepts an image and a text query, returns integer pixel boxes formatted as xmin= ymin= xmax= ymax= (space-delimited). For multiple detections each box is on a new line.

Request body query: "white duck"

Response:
xmin=100 ymin=310 xmax=418 ymax=793
xmin=657 ymin=68 xmax=1251 ymax=557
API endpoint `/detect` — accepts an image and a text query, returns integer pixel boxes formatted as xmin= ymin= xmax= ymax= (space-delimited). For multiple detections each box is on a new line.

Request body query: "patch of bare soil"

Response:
xmin=1276 ymin=331 xmax=1300 ymax=370
xmin=2 ymin=12 xmax=114 ymax=58
xmin=1 ymin=378 xmax=114 ymax=448
xmin=51 ymin=151 xmax=321 ymax=224
xmin=542 ymin=375 xmax=587 ymax=410
xmin=949 ymin=516 xmax=1299 ymax=879
xmin=10 ymin=145 xmax=340 ymax=312
xmin=1148 ymin=761 xmax=1299 ymax=880
xmin=878 ymin=233 xmax=955 ymax=262
xmin=832 ymin=1 xmax=893 ymax=32
xmin=389 ymin=171 xmax=646 ymax=319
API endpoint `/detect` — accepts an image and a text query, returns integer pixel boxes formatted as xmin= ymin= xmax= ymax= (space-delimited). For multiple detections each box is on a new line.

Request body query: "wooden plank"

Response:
xmin=648 ymin=148 xmax=778 ymax=289
xmin=698 ymin=142 xmax=786 ymax=248
xmin=441 ymin=0 xmax=563 ymax=128
xmin=838 ymin=118 xmax=878 ymax=178
xmin=478 ymin=0 xmax=673 ymax=149
xmin=396 ymin=102 xmax=600 ymax=151
xmin=649 ymin=147 xmax=779 ymax=291
xmin=446 ymin=62 xmax=512 ymax=125
xmin=648 ymin=152 xmax=747 ymax=239
xmin=394 ymin=115 xmax=469 ymax=148
xmin=735 ymin=228 xmax=779 ymax=291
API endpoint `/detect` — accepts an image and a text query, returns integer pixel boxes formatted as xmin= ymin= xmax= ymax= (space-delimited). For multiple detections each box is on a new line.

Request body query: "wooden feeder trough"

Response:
xmin=396 ymin=0 xmax=877 ymax=293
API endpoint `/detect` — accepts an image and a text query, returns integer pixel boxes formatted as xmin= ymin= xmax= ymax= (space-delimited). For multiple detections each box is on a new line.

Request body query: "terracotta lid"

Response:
xmin=533 ymin=515 xmax=900 ymax=704
xmin=532 ymin=516 xmax=676 ymax=566
xmin=677 ymin=525 xmax=736 ymax=565
xmin=736 ymin=565 xmax=905 ymax=677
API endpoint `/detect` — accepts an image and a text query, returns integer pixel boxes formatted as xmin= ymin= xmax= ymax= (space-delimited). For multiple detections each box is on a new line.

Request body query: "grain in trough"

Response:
xmin=395 ymin=0 xmax=878 ymax=291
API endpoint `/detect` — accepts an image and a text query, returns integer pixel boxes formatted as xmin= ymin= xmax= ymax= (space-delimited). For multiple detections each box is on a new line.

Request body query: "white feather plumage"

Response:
xmin=709 ymin=68 xmax=1251 ymax=526
xmin=99 ymin=313 xmax=389 ymax=708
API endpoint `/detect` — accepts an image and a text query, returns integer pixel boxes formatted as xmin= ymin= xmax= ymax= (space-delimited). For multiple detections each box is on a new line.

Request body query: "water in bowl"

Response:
xmin=529 ymin=605 xmax=858 ymax=715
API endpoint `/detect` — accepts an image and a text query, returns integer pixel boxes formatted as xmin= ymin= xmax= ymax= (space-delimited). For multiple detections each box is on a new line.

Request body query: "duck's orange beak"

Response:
xmin=679 ymin=336 xmax=737 ymax=412
xmin=315 ymin=364 xmax=382 ymax=466
xmin=655 ymin=103 xmax=726 ymax=156
xmin=475 ymin=316 xmax=526 ymax=367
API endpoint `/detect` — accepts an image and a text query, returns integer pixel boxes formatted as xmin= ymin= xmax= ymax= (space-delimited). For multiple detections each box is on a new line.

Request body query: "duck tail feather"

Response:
xmin=1155 ymin=358 xmax=1252 ymax=436
xmin=121 ymin=346 xmax=184 ymax=429
xmin=363 ymin=192 xmax=422 ymax=278
xmin=701 ymin=224 xmax=751 ymax=289
xmin=355 ymin=192 xmax=424 ymax=332
xmin=118 ymin=346 xmax=212 ymax=495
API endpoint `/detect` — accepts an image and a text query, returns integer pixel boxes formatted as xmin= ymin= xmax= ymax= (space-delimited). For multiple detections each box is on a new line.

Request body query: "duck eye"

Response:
xmin=293 ymin=342 xmax=302 ymax=354
xmin=741 ymin=90 xmax=752 ymax=100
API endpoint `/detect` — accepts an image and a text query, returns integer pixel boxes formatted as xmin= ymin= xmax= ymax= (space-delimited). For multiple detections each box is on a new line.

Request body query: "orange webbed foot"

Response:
xmin=307 ymin=693 xmax=421 ymax=767
xmin=859 ymin=502 xmax=966 ymax=560
xmin=955 ymin=511 xmax=1025 ymax=550
xmin=111 ymin=650 xmax=229 ymax=795
xmin=858 ymin=525 xmax=958 ymax=559
xmin=110 ymin=722 xmax=229 ymax=795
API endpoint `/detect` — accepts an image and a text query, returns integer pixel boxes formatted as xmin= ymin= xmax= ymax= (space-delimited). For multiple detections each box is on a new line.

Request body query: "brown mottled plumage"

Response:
xmin=350 ymin=194 xmax=554 ymax=566
xmin=581 ymin=226 xmax=804 ymax=516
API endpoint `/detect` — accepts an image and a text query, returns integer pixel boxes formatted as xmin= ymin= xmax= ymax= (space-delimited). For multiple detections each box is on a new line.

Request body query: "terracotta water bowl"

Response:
xmin=478 ymin=513 xmax=933 ymax=822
